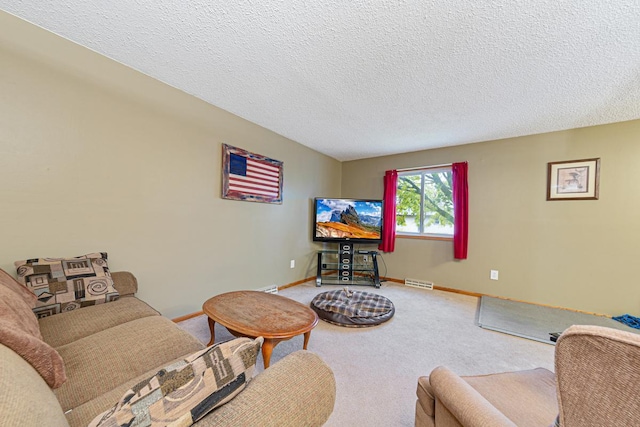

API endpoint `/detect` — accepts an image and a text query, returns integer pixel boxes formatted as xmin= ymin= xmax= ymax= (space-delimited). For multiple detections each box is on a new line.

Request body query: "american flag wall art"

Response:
xmin=221 ymin=144 xmax=283 ymax=204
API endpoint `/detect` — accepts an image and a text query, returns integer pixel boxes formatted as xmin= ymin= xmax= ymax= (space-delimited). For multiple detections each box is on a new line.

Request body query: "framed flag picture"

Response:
xmin=221 ymin=144 xmax=283 ymax=204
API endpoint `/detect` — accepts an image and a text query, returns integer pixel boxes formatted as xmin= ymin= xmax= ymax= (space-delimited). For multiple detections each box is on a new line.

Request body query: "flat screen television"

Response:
xmin=313 ymin=198 xmax=383 ymax=243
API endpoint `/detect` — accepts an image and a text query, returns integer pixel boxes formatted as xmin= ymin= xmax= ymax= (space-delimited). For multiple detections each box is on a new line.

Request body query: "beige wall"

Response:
xmin=0 ymin=13 xmax=340 ymax=318
xmin=2 ymin=12 xmax=639 ymax=318
xmin=343 ymin=120 xmax=640 ymax=316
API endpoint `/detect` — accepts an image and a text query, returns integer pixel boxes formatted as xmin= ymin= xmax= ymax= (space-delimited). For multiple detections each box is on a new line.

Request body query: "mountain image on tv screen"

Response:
xmin=315 ymin=198 xmax=382 ymax=241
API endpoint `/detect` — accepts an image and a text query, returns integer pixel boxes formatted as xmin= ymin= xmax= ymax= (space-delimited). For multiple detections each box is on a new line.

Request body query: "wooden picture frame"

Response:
xmin=547 ymin=158 xmax=600 ymax=201
xmin=221 ymin=144 xmax=283 ymax=204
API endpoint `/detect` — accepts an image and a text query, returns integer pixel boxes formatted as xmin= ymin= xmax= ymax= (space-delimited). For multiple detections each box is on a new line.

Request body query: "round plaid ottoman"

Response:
xmin=310 ymin=288 xmax=395 ymax=327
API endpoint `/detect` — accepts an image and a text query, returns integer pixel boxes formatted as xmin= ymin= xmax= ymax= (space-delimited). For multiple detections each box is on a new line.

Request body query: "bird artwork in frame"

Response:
xmin=547 ymin=158 xmax=600 ymax=201
xmin=221 ymin=143 xmax=283 ymax=204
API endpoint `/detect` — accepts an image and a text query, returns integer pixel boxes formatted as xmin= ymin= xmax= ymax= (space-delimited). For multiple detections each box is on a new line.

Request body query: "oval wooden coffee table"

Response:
xmin=203 ymin=291 xmax=319 ymax=368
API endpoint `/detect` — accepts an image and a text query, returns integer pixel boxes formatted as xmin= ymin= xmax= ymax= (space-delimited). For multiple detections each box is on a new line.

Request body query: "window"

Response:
xmin=396 ymin=166 xmax=454 ymax=238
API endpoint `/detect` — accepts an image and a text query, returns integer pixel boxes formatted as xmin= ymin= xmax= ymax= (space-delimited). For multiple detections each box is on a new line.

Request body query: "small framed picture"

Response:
xmin=547 ymin=158 xmax=600 ymax=201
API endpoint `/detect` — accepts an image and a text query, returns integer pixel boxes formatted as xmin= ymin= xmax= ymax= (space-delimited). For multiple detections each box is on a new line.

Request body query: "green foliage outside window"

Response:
xmin=396 ymin=169 xmax=454 ymax=235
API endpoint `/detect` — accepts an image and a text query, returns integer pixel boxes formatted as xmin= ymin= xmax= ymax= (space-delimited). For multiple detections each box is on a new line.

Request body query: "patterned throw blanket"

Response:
xmin=312 ymin=288 xmax=393 ymax=318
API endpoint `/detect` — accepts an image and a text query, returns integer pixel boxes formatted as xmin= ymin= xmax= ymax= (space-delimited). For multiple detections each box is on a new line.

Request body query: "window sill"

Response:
xmin=396 ymin=234 xmax=453 ymax=242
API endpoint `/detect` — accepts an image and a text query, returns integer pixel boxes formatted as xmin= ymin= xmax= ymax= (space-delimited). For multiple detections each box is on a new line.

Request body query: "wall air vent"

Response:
xmin=404 ymin=278 xmax=434 ymax=290
xmin=256 ymin=285 xmax=278 ymax=294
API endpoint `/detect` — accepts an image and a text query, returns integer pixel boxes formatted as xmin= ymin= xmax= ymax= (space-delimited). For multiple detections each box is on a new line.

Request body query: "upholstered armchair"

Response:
xmin=415 ymin=325 xmax=640 ymax=427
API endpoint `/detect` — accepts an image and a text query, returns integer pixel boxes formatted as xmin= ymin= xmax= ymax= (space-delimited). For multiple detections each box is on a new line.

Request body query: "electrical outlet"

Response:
xmin=490 ymin=270 xmax=499 ymax=280
xmin=290 ymin=259 xmax=295 ymax=269
xmin=363 ymin=255 xmax=369 ymax=262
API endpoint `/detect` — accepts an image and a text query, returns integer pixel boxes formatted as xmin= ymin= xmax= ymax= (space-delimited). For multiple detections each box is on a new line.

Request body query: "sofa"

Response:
xmin=415 ymin=324 xmax=640 ymax=427
xmin=0 ymin=270 xmax=336 ymax=427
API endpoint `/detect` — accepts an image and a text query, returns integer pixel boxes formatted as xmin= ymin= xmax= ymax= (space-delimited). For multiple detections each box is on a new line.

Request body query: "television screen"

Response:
xmin=313 ymin=198 xmax=383 ymax=243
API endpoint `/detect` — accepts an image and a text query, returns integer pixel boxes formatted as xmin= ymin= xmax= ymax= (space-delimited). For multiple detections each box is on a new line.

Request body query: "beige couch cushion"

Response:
xmin=88 ymin=337 xmax=262 ymax=427
xmin=15 ymin=252 xmax=119 ymax=318
xmin=40 ymin=296 xmax=159 ymax=348
xmin=65 ymin=354 xmax=192 ymax=427
xmin=54 ymin=316 xmax=205 ymax=412
xmin=0 ymin=343 xmax=69 ymax=427
xmin=425 ymin=367 xmax=557 ymax=427
xmin=67 ymin=350 xmax=336 ymax=427
xmin=463 ymin=368 xmax=557 ymax=426
xmin=0 ymin=275 xmax=67 ymax=388
xmin=429 ymin=366 xmax=516 ymax=427
xmin=198 ymin=350 xmax=336 ymax=427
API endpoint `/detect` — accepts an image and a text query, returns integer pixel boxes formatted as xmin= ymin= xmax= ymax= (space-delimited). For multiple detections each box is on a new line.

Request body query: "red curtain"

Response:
xmin=452 ymin=162 xmax=468 ymax=259
xmin=378 ymin=170 xmax=398 ymax=253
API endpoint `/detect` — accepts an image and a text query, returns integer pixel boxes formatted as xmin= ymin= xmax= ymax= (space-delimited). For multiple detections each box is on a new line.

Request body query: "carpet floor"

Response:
xmin=178 ymin=282 xmax=555 ymax=426
xmin=478 ymin=296 xmax=637 ymax=344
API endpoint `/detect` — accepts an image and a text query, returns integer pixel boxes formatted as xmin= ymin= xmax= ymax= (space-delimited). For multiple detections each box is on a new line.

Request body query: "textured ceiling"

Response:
xmin=2 ymin=1 xmax=640 ymax=161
